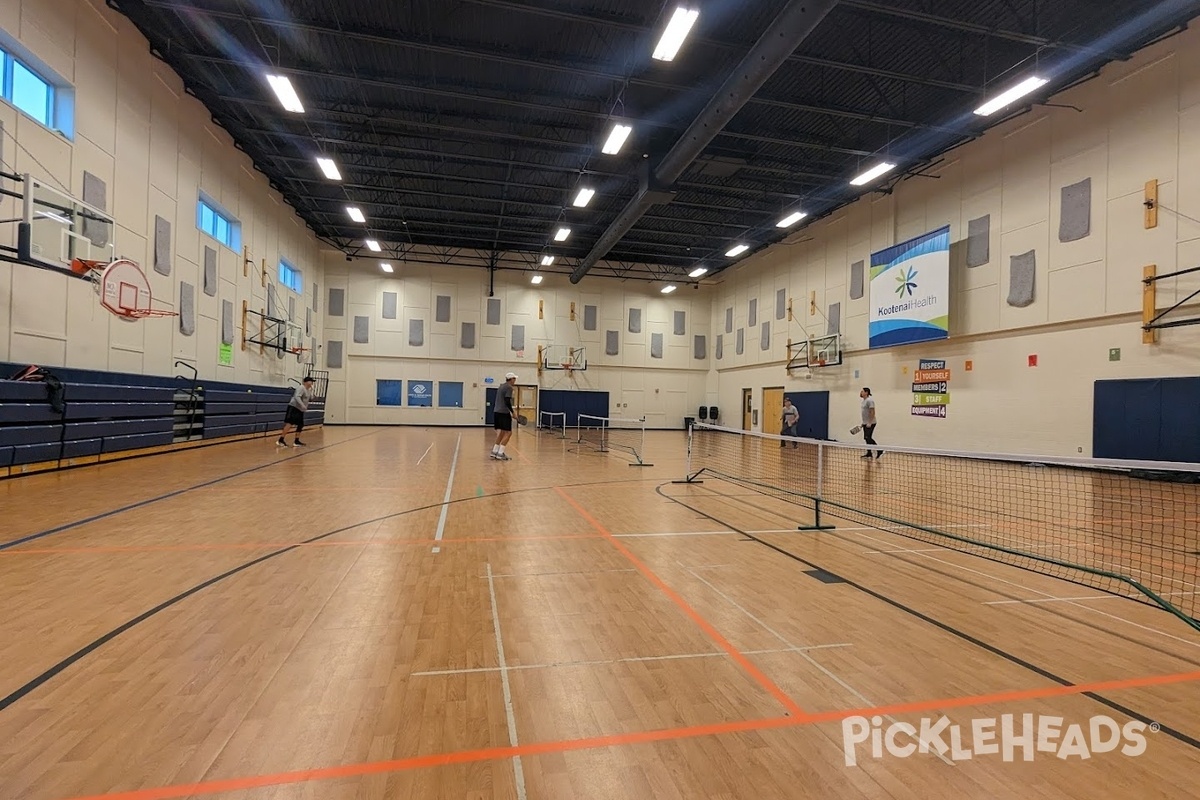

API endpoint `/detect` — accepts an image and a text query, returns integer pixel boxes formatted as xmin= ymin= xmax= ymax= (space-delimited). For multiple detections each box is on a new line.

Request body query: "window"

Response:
xmin=376 ymin=380 xmax=402 ymax=406
xmin=279 ymin=259 xmax=303 ymax=294
xmin=197 ymin=197 xmax=240 ymax=250
xmin=1 ymin=49 xmax=53 ymax=128
xmin=438 ymin=382 xmax=464 ymax=408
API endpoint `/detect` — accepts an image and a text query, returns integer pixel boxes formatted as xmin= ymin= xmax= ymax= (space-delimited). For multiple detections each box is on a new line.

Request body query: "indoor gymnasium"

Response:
xmin=3 ymin=1 xmax=1200 ymax=798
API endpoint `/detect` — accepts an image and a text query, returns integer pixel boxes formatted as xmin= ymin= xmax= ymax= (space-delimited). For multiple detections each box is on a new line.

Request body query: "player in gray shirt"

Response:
xmin=278 ymin=376 xmax=314 ymax=447
xmin=491 ymin=372 xmax=517 ymax=460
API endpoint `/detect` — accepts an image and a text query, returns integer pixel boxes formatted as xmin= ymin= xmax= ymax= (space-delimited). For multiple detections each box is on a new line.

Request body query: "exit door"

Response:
xmin=762 ymin=387 xmax=784 ymax=437
xmin=742 ymin=388 xmax=753 ymax=430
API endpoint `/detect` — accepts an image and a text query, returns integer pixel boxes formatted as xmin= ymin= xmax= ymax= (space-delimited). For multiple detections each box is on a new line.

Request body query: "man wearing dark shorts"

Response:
xmin=278 ymin=376 xmax=314 ymax=447
xmin=491 ymin=372 xmax=517 ymax=460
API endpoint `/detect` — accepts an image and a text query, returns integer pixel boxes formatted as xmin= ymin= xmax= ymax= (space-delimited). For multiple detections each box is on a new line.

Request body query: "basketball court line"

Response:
xmin=416 ymin=443 xmax=434 ymax=465
xmin=553 ymin=485 xmax=806 ymax=718
xmin=410 ymin=643 xmax=854 ymax=677
xmin=681 ymin=563 xmax=955 ymax=766
xmin=486 ymin=567 xmax=638 ymax=578
xmin=0 ymin=429 xmax=382 ymax=551
xmin=57 ymin=667 xmax=1200 ymax=800
xmin=484 ymin=563 xmax=528 ymax=800
xmin=431 ymin=434 xmax=462 ymax=554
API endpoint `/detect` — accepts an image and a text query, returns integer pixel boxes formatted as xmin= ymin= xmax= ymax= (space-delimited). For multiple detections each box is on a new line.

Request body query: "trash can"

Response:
xmin=684 ymin=415 xmax=695 ymax=431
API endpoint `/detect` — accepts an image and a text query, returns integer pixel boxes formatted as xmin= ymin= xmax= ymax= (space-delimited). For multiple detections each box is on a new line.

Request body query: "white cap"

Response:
xmin=505 ymin=372 xmax=518 ymax=380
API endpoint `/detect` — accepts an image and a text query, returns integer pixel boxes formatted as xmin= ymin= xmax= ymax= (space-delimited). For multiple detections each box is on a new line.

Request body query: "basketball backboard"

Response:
xmin=18 ymin=175 xmax=115 ymax=270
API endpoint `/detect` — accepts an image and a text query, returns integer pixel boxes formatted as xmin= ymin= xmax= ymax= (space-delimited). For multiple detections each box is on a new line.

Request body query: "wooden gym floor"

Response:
xmin=1 ymin=425 xmax=1199 ymax=799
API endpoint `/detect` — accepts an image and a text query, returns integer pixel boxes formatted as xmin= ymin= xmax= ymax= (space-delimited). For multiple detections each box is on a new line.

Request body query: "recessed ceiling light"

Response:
xmin=688 ymin=266 xmax=708 ymax=278
xmin=725 ymin=244 xmax=749 ymax=258
xmin=554 ymin=227 xmax=571 ymax=242
xmin=653 ymin=7 xmax=700 ymax=62
xmin=572 ymin=188 xmax=595 ymax=208
xmin=316 ymin=157 xmax=341 ymax=181
xmin=974 ymin=76 xmax=1049 ymax=117
xmin=602 ymin=123 xmax=632 ymax=155
xmin=346 ymin=206 xmax=365 ymax=223
xmin=661 ymin=284 xmax=677 ymax=294
xmin=850 ymin=162 xmax=896 ymax=186
xmin=541 ymin=255 xmax=554 ymax=266
xmin=380 ymin=262 xmax=393 ymax=273
xmin=777 ymin=211 xmax=807 ymax=228
xmin=365 ymin=239 xmax=381 ymax=252
xmin=266 ymin=74 xmax=304 ymax=113
xmin=531 ymin=274 xmax=544 ymax=285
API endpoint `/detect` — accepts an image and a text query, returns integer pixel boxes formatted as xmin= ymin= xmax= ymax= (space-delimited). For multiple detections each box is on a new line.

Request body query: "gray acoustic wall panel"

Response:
xmin=966 ymin=215 xmax=991 ymax=268
xmin=381 ymin=291 xmax=398 ymax=320
xmin=353 ymin=315 xmax=370 ymax=343
xmin=693 ymin=334 xmax=706 ymax=360
xmin=409 ymin=318 xmax=424 ymax=347
xmin=583 ymin=304 xmax=597 ymax=331
xmin=673 ymin=310 xmax=686 ymax=336
xmin=313 ymin=283 xmax=319 ymax=314
xmin=725 ymin=307 xmax=733 ymax=333
xmin=202 ymin=247 xmax=217 ymax=296
xmin=305 ymin=308 xmax=311 ymax=336
xmin=1059 ymin=178 xmax=1092 ymax=242
xmin=628 ymin=307 xmax=642 ymax=333
xmin=435 ymin=295 xmax=452 ymax=323
xmin=850 ymin=260 xmax=865 ymax=299
xmin=266 ymin=283 xmax=277 ymax=318
xmin=511 ymin=324 xmax=525 ymax=351
xmin=81 ymin=172 xmax=108 ymax=246
xmin=748 ymin=299 xmax=757 ymax=327
xmin=650 ymin=332 xmax=664 ymax=359
xmin=153 ymin=215 xmax=171 ymax=275
xmin=1008 ymin=250 xmax=1037 ymax=307
xmin=776 ymin=288 xmax=787 ymax=320
xmin=827 ymin=302 xmax=841 ymax=335
xmin=328 ymin=287 xmax=344 ymax=317
xmin=221 ymin=300 xmax=233 ymax=344
xmin=605 ymin=330 xmax=619 ymax=356
xmin=288 ymin=295 xmax=296 ymax=321
xmin=461 ymin=321 xmax=476 ymax=349
xmin=326 ymin=340 xmax=343 ymax=369
xmin=760 ymin=321 xmax=770 ymax=351
xmin=715 ymin=334 xmax=723 ymax=360
xmin=736 ymin=328 xmax=744 ymax=355
xmin=179 ymin=282 xmax=195 ymax=336
xmin=486 ymin=297 xmax=501 ymax=325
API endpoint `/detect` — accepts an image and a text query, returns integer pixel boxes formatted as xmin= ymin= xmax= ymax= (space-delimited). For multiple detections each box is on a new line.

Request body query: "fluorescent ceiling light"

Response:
xmin=572 ymin=187 xmax=595 ymax=207
xmin=974 ymin=76 xmax=1049 ymax=117
xmin=688 ymin=266 xmax=708 ymax=278
xmin=776 ymin=211 xmax=807 ymax=228
xmin=316 ymin=157 xmax=341 ymax=181
xmin=554 ymin=227 xmax=571 ymax=242
xmin=531 ymin=274 xmax=544 ymax=285
xmin=346 ymin=206 xmax=365 ymax=223
xmin=661 ymin=284 xmax=677 ymax=294
xmin=380 ymin=262 xmax=393 ymax=273
xmin=850 ymin=162 xmax=896 ymax=186
xmin=266 ymin=74 xmax=304 ymax=113
xmin=365 ymin=239 xmax=381 ymax=252
xmin=541 ymin=255 xmax=555 ymax=266
xmin=602 ymin=123 xmax=632 ymax=155
xmin=725 ymin=244 xmax=749 ymax=258
xmin=653 ymin=7 xmax=700 ymax=62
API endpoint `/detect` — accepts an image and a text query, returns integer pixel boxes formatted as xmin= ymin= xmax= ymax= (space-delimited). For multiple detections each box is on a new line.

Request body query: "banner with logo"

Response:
xmin=869 ymin=225 xmax=951 ymax=349
xmin=407 ymin=380 xmax=433 ymax=407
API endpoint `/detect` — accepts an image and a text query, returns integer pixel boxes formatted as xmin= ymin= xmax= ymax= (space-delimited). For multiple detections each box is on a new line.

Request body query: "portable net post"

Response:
xmin=538 ymin=410 xmax=567 ymax=438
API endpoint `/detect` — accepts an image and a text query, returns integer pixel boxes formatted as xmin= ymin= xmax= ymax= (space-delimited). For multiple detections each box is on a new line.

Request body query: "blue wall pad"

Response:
xmin=1007 ymin=250 xmax=1037 ymax=307
xmin=538 ymin=389 xmax=609 ymax=427
xmin=1094 ymin=377 xmax=1200 ymax=462
xmin=783 ymin=391 xmax=830 ymax=440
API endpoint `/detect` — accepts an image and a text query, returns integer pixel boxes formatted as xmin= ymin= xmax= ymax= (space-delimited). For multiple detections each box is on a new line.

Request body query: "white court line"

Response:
xmin=485 ymin=563 xmax=528 ymax=800
xmin=613 ymin=530 xmax=737 ymax=538
xmin=416 ymin=442 xmax=434 ymax=466
xmin=850 ymin=529 xmax=1200 ymax=650
xmin=431 ymin=434 xmax=461 ymax=554
xmin=683 ymin=564 xmax=956 ymax=767
xmin=984 ymin=595 xmax=1121 ymax=606
xmin=411 ymin=643 xmax=854 ymax=677
xmin=488 ymin=567 xmax=637 ymax=579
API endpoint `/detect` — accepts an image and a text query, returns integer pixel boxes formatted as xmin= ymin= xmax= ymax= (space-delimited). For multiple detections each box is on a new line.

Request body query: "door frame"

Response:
xmin=741 ymin=388 xmax=753 ymax=431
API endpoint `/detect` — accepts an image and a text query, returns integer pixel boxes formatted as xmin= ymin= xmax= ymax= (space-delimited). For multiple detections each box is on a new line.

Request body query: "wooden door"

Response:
xmin=741 ymin=388 xmax=753 ymax=430
xmin=515 ymin=385 xmax=538 ymax=427
xmin=762 ymin=387 xmax=784 ymax=437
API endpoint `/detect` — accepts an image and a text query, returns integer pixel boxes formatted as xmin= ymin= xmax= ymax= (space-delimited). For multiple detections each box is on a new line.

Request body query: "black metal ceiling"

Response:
xmin=111 ymin=0 xmax=1200 ymax=282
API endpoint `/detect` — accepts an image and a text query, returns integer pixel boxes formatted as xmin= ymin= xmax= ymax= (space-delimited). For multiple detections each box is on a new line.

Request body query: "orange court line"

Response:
xmin=552 ymin=485 xmax=806 ymax=718
xmin=0 ymin=534 xmax=604 ymax=556
xmin=61 ymin=667 xmax=1200 ymax=800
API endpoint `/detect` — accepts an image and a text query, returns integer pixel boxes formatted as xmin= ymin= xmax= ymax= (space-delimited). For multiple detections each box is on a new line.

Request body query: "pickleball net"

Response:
xmin=576 ymin=414 xmax=652 ymax=466
xmin=538 ymin=410 xmax=567 ymax=438
xmin=681 ymin=422 xmax=1200 ymax=631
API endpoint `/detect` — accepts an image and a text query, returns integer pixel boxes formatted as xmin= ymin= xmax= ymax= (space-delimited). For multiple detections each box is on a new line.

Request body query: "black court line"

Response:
xmin=655 ymin=484 xmax=1200 ymax=753
xmin=0 ymin=476 xmax=647 ymax=711
xmin=0 ymin=430 xmax=382 ymax=552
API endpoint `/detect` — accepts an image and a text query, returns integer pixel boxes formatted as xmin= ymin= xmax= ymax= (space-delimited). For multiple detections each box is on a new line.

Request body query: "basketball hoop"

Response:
xmin=71 ymin=257 xmax=178 ymax=320
xmin=561 ymin=361 xmax=574 ymax=374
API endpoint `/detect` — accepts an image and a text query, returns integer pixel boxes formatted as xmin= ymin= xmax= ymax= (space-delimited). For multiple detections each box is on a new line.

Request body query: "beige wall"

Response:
xmin=711 ymin=26 xmax=1200 ymax=457
xmin=0 ymin=0 xmax=323 ymax=385
xmin=322 ymin=255 xmax=712 ymax=427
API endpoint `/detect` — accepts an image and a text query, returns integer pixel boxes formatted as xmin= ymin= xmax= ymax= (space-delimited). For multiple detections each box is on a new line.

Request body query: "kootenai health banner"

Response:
xmin=868 ymin=225 xmax=950 ymax=349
